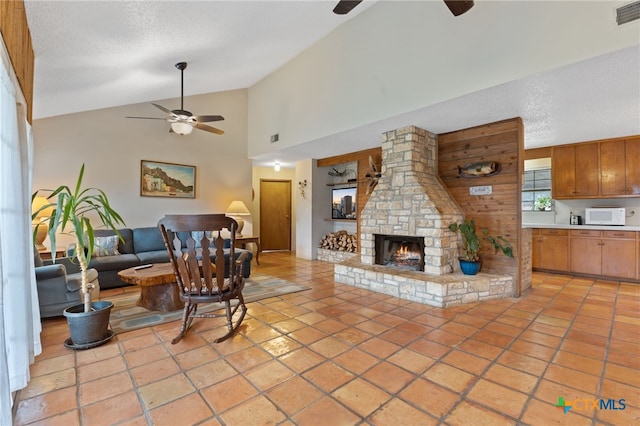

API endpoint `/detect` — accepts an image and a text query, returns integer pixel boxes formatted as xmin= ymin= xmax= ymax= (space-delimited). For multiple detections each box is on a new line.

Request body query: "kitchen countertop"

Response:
xmin=522 ymin=223 xmax=640 ymax=232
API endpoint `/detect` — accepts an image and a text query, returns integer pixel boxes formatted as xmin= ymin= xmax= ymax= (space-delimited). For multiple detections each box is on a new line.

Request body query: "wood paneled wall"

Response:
xmin=438 ymin=118 xmax=527 ymax=295
xmin=318 ymin=147 xmax=382 ymax=248
xmin=0 ymin=0 xmax=34 ymax=122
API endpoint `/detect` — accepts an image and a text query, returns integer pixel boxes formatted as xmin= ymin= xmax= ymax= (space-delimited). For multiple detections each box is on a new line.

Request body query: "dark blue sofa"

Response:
xmin=71 ymin=226 xmax=252 ymax=289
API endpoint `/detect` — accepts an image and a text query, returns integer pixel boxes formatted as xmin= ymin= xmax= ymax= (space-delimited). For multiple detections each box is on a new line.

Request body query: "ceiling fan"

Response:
xmin=126 ymin=62 xmax=224 ymax=136
xmin=333 ymin=0 xmax=474 ymax=16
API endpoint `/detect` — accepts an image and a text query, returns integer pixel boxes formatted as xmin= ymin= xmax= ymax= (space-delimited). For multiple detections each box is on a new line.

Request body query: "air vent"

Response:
xmin=617 ymin=1 xmax=640 ymax=25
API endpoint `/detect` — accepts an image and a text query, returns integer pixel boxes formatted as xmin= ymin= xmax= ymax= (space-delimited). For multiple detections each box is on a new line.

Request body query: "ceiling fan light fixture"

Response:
xmin=171 ymin=121 xmax=193 ymax=135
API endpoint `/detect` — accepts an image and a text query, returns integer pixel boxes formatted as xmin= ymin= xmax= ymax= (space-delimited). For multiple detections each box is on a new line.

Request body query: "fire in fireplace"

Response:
xmin=374 ymin=234 xmax=425 ymax=271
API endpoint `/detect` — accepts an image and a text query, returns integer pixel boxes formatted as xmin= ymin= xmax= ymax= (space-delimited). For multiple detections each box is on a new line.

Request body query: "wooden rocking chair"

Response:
xmin=158 ymin=214 xmax=248 ymax=344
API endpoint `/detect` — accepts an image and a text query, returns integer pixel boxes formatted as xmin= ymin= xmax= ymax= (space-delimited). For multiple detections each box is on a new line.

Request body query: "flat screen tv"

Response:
xmin=332 ymin=187 xmax=357 ymax=220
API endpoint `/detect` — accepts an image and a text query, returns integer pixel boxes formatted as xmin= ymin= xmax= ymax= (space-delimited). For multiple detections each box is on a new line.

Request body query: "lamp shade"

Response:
xmin=32 ymin=196 xmax=54 ymax=250
xmin=225 ymin=200 xmax=251 ymax=216
xmin=32 ymin=196 xmax=54 ymax=218
xmin=171 ymin=121 xmax=193 ymax=135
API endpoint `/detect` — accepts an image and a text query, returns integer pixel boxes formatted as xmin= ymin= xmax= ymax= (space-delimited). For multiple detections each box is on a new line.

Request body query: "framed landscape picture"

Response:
xmin=140 ymin=160 xmax=196 ymax=198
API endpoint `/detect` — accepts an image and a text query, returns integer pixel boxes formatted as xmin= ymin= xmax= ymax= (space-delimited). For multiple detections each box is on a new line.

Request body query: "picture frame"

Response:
xmin=140 ymin=160 xmax=196 ymax=198
xmin=332 ymin=187 xmax=357 ymax=220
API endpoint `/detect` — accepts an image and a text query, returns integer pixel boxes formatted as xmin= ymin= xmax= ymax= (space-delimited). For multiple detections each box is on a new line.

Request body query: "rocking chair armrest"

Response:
xmin=35 ymin=264 xmax=66 ymax=280
xmin=233 ymin=252 xmax=249 ymax=282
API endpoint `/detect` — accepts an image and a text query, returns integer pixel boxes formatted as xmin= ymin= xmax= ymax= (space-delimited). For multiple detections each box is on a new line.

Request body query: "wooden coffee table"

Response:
xmin=118 ymin=263 xmax=184 ymax=312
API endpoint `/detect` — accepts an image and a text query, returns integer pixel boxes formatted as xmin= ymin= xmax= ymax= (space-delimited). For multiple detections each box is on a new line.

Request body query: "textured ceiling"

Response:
xmin=24 ymin=1 xmax=640 ymax=167
xmin=25 ymin=0 xmax=375 ymax=119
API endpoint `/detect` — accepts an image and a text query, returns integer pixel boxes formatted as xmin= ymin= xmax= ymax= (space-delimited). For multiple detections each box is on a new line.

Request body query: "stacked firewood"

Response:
xmin=319 ymin=231 xmax=357 ymax=252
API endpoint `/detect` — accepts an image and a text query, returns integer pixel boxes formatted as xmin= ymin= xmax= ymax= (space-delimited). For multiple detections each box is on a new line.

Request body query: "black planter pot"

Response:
xmin=63 ymin=301 xmax=114 ymax=349
xmin=459 ymin=258 xmax=481 ymax=275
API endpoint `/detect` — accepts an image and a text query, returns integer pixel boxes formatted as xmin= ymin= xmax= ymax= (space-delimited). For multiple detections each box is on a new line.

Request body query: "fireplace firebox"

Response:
xmin=374 ymin=234 xmax=425 ymax=271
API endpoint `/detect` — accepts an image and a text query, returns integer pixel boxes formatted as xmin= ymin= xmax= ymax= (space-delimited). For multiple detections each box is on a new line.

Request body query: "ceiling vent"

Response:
xmin=617 ymin=1 xmax=640 ymax=25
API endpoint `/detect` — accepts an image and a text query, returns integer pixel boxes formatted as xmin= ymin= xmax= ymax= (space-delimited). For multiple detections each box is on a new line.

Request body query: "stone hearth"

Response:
xmin=333 ymin=125 xmax=515 ymax=307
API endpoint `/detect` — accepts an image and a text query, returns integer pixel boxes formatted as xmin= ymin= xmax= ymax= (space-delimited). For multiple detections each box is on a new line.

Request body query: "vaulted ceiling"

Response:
xmin=25 ymin=1 xmax=640 ymax=166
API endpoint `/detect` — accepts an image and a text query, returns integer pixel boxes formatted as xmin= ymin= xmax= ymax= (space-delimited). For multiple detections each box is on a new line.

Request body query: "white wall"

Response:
xmin=295 ymin=160 xmax=314 ymax=259
xmin=523 ymin=198 xmax=640 ymax=227
xmin=32 ymin=89 xmax=251 ymax=246
xmin=248 ymin=1 xmax=638 ymax=157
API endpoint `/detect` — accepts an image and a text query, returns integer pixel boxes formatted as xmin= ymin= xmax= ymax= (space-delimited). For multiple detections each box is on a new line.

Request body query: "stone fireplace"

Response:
xmin=360 ymin=125 xmax=463 ymax=274
xmin=333 ymin=125 xmax=515 ymax=307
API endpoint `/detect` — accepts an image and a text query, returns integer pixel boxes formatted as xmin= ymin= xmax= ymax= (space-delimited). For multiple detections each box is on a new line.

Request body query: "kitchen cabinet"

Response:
xmin=532 ymin=229 xmax=569 ymax=271
xmin=600 ymin=139 xmax=640 ymax=196
xmin=552 ymin=144 xmax=599 ymax=198
xmin=569 ymin=230 xmax=637 ymax=280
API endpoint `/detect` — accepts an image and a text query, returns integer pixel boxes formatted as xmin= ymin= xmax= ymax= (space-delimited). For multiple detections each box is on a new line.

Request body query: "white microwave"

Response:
xmin=584 ymin=208 xmax=626 ymax=226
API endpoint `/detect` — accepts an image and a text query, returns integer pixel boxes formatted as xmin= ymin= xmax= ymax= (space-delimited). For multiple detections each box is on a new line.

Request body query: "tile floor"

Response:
xmin=13 ymin=251 xmax=640 ymax=425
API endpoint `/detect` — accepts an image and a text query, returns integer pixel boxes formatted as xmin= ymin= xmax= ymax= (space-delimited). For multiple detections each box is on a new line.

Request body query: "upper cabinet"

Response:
xmin=552 ymin=136 xmax=639 ymax=199
xmin=552 ymin=143 xmax=599 ymax=198
xmin=600 ymin=138 xmax=640 ymax=196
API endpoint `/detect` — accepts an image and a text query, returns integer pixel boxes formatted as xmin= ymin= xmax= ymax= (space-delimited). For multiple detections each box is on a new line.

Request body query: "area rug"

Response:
xmin=108 ymin=274 xmax=309 ymax=334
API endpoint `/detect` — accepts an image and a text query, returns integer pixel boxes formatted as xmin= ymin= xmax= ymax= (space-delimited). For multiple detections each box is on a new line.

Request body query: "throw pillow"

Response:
xmin=92 ymin=235 xmax=120 ymax=257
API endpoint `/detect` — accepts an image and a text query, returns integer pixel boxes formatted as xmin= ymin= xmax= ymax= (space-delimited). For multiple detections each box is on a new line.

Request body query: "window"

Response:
xmin=522 ymin=158 xmax=552 ymax=211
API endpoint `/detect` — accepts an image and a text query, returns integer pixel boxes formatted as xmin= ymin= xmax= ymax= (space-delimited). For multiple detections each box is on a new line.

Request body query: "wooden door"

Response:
xmin=551 ymin=145 xmax=576 ymax=198
xmin=625 ymin=139 xmax=640 ymax=195
xmin=538 ymin=229 xmax=569 ymax=271
xmin=260 ymin=179 xmax=291 ymax=251
xmin=574 ymin=143 xmax=599 ymax=197
xmin=569 ymin=238 xmax=601 ymax=275
xmin=600 ymin=140 xmax=626 ymax=196
xmin=601 ymin=232 xmax=637 ymax=279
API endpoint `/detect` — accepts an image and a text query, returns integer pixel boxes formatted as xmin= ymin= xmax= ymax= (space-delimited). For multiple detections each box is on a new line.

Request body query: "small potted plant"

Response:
xmin=33 ymin=164 xmax=125 ymax=348
xmin=448 ymin=218 xmax=514 ymax=275
xmin=535 ymin=196 xmax=552 ymax=211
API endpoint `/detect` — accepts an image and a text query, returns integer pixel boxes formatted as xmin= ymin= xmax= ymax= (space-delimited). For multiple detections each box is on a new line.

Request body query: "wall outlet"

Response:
xmin=270 ymin=134 xmax=279 ymax=143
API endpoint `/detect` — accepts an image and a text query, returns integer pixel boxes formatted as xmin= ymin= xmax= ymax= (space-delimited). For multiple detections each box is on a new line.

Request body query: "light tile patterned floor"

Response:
xmin=14 ymin=252 xmax=640 ymax=425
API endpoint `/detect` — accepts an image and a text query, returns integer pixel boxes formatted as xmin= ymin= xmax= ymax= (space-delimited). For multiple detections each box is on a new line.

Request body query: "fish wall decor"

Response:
xmin=457 ymin=161 xmax=501 ymax=178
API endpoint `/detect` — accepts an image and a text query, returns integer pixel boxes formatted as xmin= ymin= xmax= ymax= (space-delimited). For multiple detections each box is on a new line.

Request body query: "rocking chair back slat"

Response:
xmin=158 ymin=214 xmax=248 ymax=344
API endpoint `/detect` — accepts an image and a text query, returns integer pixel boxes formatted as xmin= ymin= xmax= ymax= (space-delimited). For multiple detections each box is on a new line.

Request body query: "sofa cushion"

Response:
xmin=136 ymin=250 xmax=171 ymax=264
xmin=92 ymin=235 xmax=120 ymax=257
xmin=88 ymin=253 xmax=140 ymax=271
xmin=94 ymin=228 xmax=134 ymax=254
xmin=133 ymin=227 xmax=166 ymax=253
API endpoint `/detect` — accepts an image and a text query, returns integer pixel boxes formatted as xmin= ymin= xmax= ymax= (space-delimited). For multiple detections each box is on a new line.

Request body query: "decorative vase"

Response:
xmin=63 ymin=301 xmax=114 ymax=349
xmin=459 ymin=259 xmax=481 ymax=275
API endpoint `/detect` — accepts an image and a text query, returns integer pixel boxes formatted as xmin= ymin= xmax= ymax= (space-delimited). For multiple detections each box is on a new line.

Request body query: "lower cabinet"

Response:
xmin=533 ymin=228 xmax=638 ymax=281
xmin=532 ymin=229 xmax=569 ymax=271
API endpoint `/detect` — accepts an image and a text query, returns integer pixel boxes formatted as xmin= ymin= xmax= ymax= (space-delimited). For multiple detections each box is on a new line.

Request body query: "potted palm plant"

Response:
xmin=448 ymin=218 xmax=514 ymax=275
xmin=32 ymin=164 xmax=125 ymax=348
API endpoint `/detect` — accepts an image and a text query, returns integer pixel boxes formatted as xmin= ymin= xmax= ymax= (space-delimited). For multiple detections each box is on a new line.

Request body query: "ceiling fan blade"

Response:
xmin=194 ymin=114 xmax=224 ymax=123
xmin=333 ymin=0 xmax=363 ymax=15
xmin=194 ymin=123 xmax=224 ymax=135
xmin=444 ymin=0 xmax=474 ymax=16
xmin=151 ymin=103 xmax=178 ymax=117
xmin=126 ymin=116 xmax=167 ymax=120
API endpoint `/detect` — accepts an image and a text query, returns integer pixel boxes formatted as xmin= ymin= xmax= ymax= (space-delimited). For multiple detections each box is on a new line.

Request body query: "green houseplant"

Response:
xmin=448 ymin=218 xmax=514 ymax=275
xmin=32 ymin=164 xmax=125 ymax=347
xmin=535 ymin=196 xmax=552 ymax=211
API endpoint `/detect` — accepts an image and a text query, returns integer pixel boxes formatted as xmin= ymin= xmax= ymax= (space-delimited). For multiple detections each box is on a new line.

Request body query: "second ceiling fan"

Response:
xmin=333 ymin=0 xmax=474 ymax=16
xmin=127 ymin=62 xmax=224 ymax=136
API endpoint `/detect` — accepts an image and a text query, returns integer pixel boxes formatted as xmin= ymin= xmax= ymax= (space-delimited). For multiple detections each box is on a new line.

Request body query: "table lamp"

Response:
xmin=225 ymin=200 xmax=251 ymax=237
xmin=32 ymin=196 xmax=54 ymax=250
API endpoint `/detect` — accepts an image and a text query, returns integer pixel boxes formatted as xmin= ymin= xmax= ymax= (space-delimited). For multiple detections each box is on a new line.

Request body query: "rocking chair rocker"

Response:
xmin=158 ymin=214 xmax=248 ymax=344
